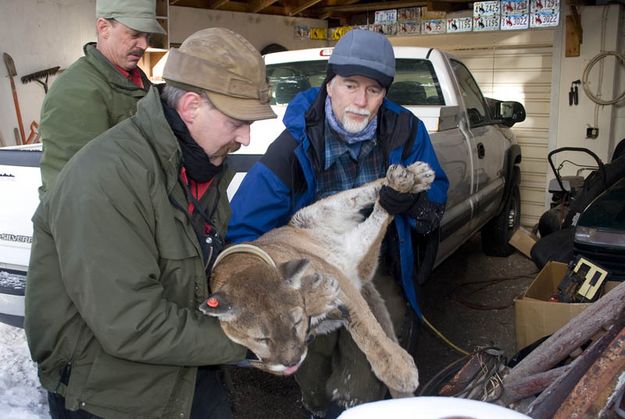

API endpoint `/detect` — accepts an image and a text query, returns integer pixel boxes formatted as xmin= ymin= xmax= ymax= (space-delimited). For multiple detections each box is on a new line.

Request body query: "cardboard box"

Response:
xmin=514 ymin=262 xmax=590 ymax=350
xmin=508 ymin=227 xmax=537 ymax=259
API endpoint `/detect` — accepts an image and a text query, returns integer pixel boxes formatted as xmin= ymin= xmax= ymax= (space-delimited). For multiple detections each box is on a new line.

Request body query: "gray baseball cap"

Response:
xmin=328 ymin=29 xmax=395 ymax=88
xmin=96 ymin=0 xmax=166 ymax=35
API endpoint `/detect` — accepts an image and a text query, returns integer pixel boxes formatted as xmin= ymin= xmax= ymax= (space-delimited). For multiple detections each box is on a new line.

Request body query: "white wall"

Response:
xmin=614 ymin=8 xmax=625 ymax=159
xmin=0 ymin=1 xmax=328 ymax=147
xmin=170 ymin=6 xmax=328 ymax=51
xmin=0 ymin=0 xmax=96 ymax=146
xmin=552 ymin=4 xmax=625 ymax=171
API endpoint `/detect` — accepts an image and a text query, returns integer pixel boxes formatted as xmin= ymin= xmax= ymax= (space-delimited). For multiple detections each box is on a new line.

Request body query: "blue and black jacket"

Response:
xmin=228 ymin=86 xmax=449 ymax=316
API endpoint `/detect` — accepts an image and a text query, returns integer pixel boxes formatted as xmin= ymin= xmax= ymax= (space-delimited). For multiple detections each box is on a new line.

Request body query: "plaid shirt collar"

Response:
xmin=324 ymin=122 xmax=376 ymax=170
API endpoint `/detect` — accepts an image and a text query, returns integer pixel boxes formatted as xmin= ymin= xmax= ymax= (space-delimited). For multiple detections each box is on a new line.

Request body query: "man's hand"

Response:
xmin=379 ymin=185 xmax=420 ymax=215
xmin=379 ymin=185 xmax=445 ymax=235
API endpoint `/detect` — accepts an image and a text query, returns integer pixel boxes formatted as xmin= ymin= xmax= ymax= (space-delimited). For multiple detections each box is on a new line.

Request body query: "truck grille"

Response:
xmin=0 ymin=270 xmax=26 ymax=296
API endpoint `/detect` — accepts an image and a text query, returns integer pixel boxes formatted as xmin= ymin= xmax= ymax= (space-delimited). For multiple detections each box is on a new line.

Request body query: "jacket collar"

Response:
xmin=283 ymin=86 xmax=416 ymax=168
xmin=131 ymin=86 xmax=182 ymax=193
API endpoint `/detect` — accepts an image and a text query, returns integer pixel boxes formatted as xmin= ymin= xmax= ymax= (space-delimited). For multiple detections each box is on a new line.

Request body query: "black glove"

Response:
xmin=379 ymin=185 xmax=446 ymax=235
xmin=379 ymin=185 xmax=420 ymax=216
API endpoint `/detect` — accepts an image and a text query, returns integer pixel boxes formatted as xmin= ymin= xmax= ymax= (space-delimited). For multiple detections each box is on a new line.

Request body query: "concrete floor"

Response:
xmin=229 ymin=232 xmax=539 ymax=418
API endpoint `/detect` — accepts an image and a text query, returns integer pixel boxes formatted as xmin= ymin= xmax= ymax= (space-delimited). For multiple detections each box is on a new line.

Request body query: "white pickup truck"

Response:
xmin=0 ymin=46 xmax=525 ymax=327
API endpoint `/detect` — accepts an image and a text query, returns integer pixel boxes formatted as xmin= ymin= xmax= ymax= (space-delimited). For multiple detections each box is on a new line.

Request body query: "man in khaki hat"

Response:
xmin=25 ymin=28 xmax=275 ymax=419
xmin=38 ymin=0 xmax=166 ymax=196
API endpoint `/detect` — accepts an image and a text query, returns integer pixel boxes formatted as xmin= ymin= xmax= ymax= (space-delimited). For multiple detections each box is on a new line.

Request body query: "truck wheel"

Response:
xmin=481 ymin=182 xmax=521 ymax=256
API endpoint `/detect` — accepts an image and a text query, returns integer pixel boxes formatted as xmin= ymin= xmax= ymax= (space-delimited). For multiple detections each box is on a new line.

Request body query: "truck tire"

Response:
xmin=481 ymin=182 xmax=521 ymax=256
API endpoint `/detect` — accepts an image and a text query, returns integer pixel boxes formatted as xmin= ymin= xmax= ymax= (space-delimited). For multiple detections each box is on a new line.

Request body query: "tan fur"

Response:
xmin=200 ymin=162 xmax=435 ymax=394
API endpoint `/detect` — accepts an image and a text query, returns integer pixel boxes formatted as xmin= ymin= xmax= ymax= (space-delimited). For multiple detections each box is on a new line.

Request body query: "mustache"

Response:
xmin=345 ymin=107 xmax=371 ymax=117
xmin=128 ymin=48 xmax=145 ymax=57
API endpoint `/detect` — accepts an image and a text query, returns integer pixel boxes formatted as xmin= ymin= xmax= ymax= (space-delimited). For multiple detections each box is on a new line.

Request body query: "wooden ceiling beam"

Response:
xmin=287 ymin=0 xmax=324 ymax=16
xmin=318 ymin=1 xmax=427 ymax=14
xmin=208 ymin=0 xmax=230 ymax=9
xmin=427 ymin=0 xmax=468 ymax=12
xmin=249 ymin=0 xmax=278 ymax=13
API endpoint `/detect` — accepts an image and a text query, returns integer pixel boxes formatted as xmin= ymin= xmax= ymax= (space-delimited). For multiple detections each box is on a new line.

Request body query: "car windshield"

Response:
xmin=266 ymin=58 xmax=445 ymax=106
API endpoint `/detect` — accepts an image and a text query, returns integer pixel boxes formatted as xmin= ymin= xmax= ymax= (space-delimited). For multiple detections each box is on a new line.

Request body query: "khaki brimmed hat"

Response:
xmin=163 ymin=28 xmax=276 ymax=122
xmin=96 ymin=0 xmax=166 ymax=35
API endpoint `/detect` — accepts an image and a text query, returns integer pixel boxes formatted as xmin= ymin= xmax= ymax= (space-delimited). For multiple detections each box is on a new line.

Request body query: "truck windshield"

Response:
xmin=266 ymin=58 xmax=444 ymax=106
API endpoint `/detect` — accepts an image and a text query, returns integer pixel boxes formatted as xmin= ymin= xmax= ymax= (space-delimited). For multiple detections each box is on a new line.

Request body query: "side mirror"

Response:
xmin=499 ymin=101 xmax=526 ymax=127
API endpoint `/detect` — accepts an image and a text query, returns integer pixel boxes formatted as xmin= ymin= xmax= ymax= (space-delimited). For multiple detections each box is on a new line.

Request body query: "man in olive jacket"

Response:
xmin=38 ymin=0 xmax=166 ymax=195
xmin=25 ymin=28 xmax=276 ymax=419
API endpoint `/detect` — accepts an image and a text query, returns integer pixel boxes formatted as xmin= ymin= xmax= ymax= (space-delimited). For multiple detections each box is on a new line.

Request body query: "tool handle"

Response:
xmin=8 ymin=76 xmax=26 ymax=145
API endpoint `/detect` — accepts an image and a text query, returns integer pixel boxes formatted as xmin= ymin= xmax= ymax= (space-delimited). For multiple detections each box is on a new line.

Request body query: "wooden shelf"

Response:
xmin=139 ymin=0 xmax=169 ymax=81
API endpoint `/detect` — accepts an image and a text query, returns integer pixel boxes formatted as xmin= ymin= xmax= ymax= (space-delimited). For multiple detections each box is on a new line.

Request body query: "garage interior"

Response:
xmin=1 ymin=0 xmax=625 ymax=417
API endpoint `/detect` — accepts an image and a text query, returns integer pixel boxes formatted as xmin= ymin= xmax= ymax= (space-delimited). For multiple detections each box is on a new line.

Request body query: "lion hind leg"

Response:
xmin=338 ymin=278 xmax=419 ymax=394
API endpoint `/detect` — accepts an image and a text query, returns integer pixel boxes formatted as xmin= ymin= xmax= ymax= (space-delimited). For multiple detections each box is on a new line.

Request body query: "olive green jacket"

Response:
xmin=39 ymin=42 xmax=150 ymax=195
xmin=25 ymin=87 xmax=247 ymax=418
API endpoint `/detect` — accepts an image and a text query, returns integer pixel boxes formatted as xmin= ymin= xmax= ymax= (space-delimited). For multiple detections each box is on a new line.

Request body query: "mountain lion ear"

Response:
xmin=279 ymin=259 xmax=311 ymax=289
xmin=199 ymin=292 xmax=238 ymax=321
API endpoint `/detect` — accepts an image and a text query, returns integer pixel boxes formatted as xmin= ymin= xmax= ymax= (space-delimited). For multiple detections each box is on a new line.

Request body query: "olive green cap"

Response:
xmin=163 ymin=28 xmax=276 ymax=122
xmin=96 ymin=0 xmax=166 ymax=35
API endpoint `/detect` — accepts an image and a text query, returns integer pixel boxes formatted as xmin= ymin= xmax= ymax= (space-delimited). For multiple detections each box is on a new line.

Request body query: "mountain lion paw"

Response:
xmin=386 ymin=162 xmax=434 ymax=194
xmin=376 ymin=347 xmax=420 ymax=393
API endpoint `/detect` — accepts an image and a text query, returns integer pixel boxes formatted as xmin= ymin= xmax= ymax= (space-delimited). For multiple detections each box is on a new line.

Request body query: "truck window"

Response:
xmin=266 ymin=61 xmax=328 ymax=105
xmin=265 ymin=58 xmax=445 ymax=107
xmin=450 ymin=60 xmax=490 ymax=127
xmin=390 ymin=59 xmax=444 ymax=105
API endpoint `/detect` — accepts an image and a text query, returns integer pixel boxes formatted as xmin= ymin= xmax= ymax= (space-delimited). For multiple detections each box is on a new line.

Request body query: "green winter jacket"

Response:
xmin=39 ymin=42 xmax=150 ymax=195
xmin=25 ymin=87 xmax=247 ymax=418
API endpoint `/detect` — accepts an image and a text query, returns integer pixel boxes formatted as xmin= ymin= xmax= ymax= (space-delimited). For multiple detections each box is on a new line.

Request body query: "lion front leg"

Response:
xmin=289 ymin=178 xmax=385 ymax=233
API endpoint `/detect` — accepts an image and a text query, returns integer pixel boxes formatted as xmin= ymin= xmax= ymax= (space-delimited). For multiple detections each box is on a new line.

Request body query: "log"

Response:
xmin=526 ymin=316 xmax=625 ymax=419
xmin=499 ymin=365 xmax=571 ymax=405
xmin=554 ymin=326 xmax=625 ymax=418
xmin=504 ymin=281 xmax=625 ymax=384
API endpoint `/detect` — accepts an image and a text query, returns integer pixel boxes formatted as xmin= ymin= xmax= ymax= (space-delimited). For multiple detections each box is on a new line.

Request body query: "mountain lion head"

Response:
xmin=200 ymin=258 xmax=340 ymax=375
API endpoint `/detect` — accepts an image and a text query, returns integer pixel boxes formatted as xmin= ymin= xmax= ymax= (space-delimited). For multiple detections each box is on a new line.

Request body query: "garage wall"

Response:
xmin=170 ymin=6 xmax=328 ymax=50
xmin=0 ymin=0 xmax=96 ymax=148
xmin=552 ymin=4 xmax=625 ymax=168
xmin=0 ymin=1 xmax=327 ymax=147
xmin=391 ymin=30 xmax=555 ymax=228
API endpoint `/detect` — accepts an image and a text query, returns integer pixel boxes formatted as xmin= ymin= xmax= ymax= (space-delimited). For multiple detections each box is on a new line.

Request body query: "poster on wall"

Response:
xmin=473 ymin=1 xmax=500 ymax=31
xmin=309 ymin=27 xmax=327 ymax=40
xmin=398 ymin=21 xmax=421 ymax=35
xmin=295 ymin=25 xmax=310 ymax=39
xmin=501 ymin=0 xmax=529 ymax=30
xmin=422 ymin=19 xmax=446 ymax=35
xmin=329 ymin=26 xmax=353 ymax=41
xmin=447 ymin=16 xmax=472 ymax=32
xmin=530 ymin=0 xmax=560 ymax=27
xmin=374 ymin=9 xmax=397 ymax=24
xmin=398 ymin=7 xmax=420 ymax=21
xmin=397 ymin=6 xmax=421 ymax=35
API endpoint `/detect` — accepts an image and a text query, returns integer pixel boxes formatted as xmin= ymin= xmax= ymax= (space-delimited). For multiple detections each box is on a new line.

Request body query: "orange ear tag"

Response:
xmin=206 ymin=297 xmax=219 ymax=308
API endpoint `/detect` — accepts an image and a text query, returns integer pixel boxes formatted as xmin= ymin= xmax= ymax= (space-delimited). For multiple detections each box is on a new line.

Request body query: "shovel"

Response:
xmin=3 ymin=53 xmax=26 ymax=145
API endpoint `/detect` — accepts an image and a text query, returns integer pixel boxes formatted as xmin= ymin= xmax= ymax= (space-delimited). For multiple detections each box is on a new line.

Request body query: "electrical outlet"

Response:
xmin=586 ymin=127 xmax=599 ymax=139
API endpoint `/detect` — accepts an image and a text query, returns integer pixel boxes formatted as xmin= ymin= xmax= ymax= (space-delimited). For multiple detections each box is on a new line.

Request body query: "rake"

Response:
xmin=21 ymin=66 xmax=61 ymax=94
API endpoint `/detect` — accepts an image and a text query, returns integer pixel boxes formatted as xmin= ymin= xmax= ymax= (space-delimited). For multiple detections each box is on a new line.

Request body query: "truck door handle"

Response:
xmin=477 ymin=143 xmax=485 ymax=159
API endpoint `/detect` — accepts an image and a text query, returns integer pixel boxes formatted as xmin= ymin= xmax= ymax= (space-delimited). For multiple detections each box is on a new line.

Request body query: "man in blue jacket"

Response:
xmin=228 ymin=29 xmax=449 ymax=418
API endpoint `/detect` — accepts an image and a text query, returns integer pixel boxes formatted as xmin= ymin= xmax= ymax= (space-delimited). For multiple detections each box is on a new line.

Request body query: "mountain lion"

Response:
xmin=199 ymin=161 xmax=434 ymax=395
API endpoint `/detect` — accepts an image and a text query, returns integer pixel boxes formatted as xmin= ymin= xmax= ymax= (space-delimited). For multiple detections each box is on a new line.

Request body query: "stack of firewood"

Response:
xmin=499 ymin=280 xmax=625 ymax=418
